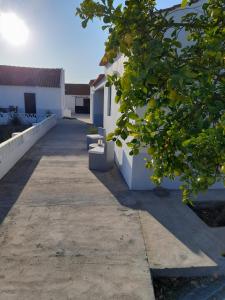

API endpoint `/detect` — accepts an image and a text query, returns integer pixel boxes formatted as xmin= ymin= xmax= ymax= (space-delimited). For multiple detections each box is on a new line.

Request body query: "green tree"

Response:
xmin=76 ymin=0 xmax=225 ymax=203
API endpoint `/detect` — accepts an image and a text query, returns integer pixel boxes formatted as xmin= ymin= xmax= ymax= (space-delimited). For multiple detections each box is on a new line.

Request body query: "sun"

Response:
xmin=0 ymin=12 xmax=29 ymax=46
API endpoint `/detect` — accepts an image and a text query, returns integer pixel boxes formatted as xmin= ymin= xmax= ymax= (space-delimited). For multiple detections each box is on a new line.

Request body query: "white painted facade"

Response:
xmin=0 ymin=70 xmax=65 ymax=118
xmin=92 ymin=0 xmax=223 ymax=190
xmin=0 ymin=115 xmax=57 ymax=180
xmin=64 ymin=94 xmax=90 ymax=115
xmin=90 ymin=78 xmax=105 ymax=127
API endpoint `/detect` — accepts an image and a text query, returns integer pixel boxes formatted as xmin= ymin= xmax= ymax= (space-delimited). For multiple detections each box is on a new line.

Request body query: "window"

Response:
xmin=107 ymin=86 xmax=112 ymax=116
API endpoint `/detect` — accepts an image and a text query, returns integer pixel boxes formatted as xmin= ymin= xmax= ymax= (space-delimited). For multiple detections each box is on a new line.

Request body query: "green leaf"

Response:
xmin=128 ymin=112 xmax=139 ymax=120
xmin=181 ymin=0 xmax=188 ymax=8
xmin=107 ymin=132 xmax=114 ymax=141
xmin=81 ymin=19 xmax=88 ymax=28
xmin=77 ymin=0 xmax=225 ymax=204
xmin=116 ymin=140 xmax=122 ymax=147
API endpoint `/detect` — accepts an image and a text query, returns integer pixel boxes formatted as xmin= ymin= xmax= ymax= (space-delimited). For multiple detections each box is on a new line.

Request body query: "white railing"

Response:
xmin=0 ymin=115 xmax=57 ymax=180
xmin=0 ymin=113 xmax=49 ymax=125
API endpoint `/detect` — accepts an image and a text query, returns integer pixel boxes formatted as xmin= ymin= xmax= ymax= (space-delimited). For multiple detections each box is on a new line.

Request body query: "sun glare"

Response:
xmin=0 ymin=12 xmax=29 ymax=46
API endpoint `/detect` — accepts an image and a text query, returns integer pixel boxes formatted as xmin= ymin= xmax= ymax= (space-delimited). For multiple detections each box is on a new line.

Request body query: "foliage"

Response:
xmin=46 ymin=110 xmax=52 ymax=118
xmin=10 ymin=113 xmax=22 ymax=126
xmin=76 ymin=0 xmax=225 ymax=203
xmin=0 ymin=125 xmax=29 ymax=143
xmin=87 ymin=126 xmax=98 ymax=134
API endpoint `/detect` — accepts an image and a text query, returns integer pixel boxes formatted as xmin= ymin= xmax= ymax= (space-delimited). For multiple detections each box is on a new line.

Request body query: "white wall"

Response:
xmin=104 ymin=55 xmax=135 ymax=188
xmin=64 ymin=95 xmax=90 ymax=114
xmin=0 ymin=85 xmax=63 ymax=118
xmin=90 ymin=78 xmax=106 ymax=126
xmin=90 ymin=86 xmax=95 ymax=124
xmin=165 ymin=0 xmax=206 ymax=48
xmin=0 ymin=115 xmax=57 ymax=180
xmin=0 ymin=69 xmax=65 ymax=118
xmin=65 ymin=95 xmax=76 ymax=113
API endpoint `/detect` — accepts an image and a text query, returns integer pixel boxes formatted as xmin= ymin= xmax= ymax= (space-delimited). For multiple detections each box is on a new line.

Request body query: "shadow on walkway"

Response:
xmin=91 ymin=166 xmax=225 ymax=277
xmin=0 ymin=154 xmax=41 ymax=224
xmin=0 ymin=120 xmax=90 ymax=224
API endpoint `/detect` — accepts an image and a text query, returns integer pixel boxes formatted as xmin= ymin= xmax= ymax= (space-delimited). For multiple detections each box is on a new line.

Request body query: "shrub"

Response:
xmin=10 ymin=113 xmax=22 ymax=126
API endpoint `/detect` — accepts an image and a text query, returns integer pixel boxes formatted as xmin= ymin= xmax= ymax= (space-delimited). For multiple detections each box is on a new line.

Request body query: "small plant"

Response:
xmin=87 ymin=126 xmax=98 ymax=134
xmin=46 ymin=110 xmax=52 ymax=117
xmin=10 ymin=113 xmax=22 ymax=126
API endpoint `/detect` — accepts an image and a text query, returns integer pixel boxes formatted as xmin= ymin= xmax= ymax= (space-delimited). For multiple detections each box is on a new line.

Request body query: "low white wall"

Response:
xmin=0 ymin=113 xmax=47 ymax=125
xmin=0 ymin=115 xmax=57 ymax=180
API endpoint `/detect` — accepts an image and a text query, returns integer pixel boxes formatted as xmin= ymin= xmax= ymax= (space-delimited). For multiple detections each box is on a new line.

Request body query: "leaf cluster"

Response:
xmin=76 ymin=0 xmax=225 ymax=203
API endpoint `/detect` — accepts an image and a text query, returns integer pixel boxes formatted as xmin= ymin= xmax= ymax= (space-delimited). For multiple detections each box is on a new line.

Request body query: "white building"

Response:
xmin=0 ymin=65 xmax=65 ymax=118
xmin=90 ymin=74 xmax=105 ymax=127
xmin=65 ymin=84 xmax=90 ymax=116
xmin=91 ymin=0 xmax=223 ymax=190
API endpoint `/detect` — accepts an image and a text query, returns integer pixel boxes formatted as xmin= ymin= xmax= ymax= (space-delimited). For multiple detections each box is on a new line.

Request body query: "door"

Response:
xmin=83 ymin=98 xmax=90 ymax=114
xmin=24 ymin=93 xmax=36 ymax=114
xmin=75 ymin=98 xmax=90 ymax=114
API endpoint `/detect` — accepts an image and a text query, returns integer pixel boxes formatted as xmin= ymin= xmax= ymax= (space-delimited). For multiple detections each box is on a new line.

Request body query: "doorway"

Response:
xmin=83 ymin=98 xmax=90 ymax=114
xmin=75 ymin=97 xmax=90 ymax=114
xmin=24 ymin=93 xmax=36 ymax=114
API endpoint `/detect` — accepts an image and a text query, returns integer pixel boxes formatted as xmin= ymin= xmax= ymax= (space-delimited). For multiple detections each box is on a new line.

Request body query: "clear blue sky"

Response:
xmin=0 ymin=0 xmax=181 ymax=83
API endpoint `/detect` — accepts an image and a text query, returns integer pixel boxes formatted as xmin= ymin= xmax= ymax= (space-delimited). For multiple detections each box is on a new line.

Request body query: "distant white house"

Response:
xmin=0 ymin=65 xmax=65 ymax=118
xmin=65 ymin=84 xmax=90 ymax=116
xmin=91 ymin=0 xmax=223 ymax=190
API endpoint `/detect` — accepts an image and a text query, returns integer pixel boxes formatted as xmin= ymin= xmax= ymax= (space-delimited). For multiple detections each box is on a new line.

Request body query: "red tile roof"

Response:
xmin=99 ymin=54 xmax=109 ymax=67
xmin=89 ymin=79 xmax=95 ymax=86
xmin=65 ymin=84 xmax=90 ymax=95
xmin=0 ymin=65 xmax=62 ymax=88
xmin=91 ymin=74 xmax=106 ymax=87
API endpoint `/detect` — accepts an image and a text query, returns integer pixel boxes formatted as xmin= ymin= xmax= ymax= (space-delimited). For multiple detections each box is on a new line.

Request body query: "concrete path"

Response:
xmin=0 ymin=119 xmax=154 ymax=300
xmin=94 ymin=172 xmax=225 ymax=278
xmin=138 ymin=192 xmax=225 ymax=277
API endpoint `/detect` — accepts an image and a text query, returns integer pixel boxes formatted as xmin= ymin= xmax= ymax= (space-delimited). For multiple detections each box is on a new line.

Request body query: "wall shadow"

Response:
xmin=0 ymin=119 xmax=88 ymax=225
xmin=91 ymin=165 xmax=222 ymax=275
xmin=0 ymin=153 xmax=41 ymax=224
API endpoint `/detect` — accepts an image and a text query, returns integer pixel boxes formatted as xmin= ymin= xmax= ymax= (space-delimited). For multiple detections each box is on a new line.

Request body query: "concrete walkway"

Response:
xmin=0 ymin=119 xmax=154 ymax=300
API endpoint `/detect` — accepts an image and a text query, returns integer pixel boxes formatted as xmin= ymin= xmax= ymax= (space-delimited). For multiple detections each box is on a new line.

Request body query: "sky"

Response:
xmin=0 ymin=0 xmax=181 ymax=83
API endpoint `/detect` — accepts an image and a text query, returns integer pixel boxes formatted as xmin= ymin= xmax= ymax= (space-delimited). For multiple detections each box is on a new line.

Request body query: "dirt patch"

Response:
xmin=189 ymin=202 xmax=225 ymax=227
xmin=0 ymin=125 xmax=30 ymax=143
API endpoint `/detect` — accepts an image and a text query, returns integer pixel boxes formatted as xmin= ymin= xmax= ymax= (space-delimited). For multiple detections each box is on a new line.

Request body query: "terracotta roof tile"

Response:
xmin=65 ymin=84 xmax=90 ymax=95
xmin=89 ymin=79 xmax=95 ymax=86
xmin=0 ymin=65 xmax=62 ymax=88
xmin=92 ymin=74 xmax=105 ymax=87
